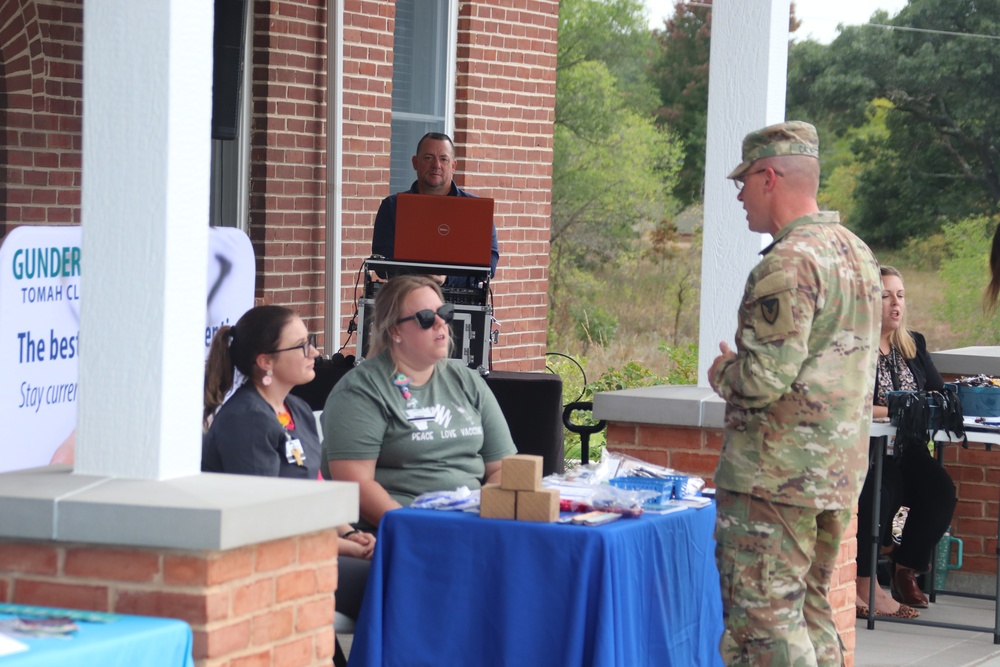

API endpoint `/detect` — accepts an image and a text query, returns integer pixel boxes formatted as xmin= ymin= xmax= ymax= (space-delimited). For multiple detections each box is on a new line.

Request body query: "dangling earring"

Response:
xmin=262 ymin=369 xmax=273 ymax=387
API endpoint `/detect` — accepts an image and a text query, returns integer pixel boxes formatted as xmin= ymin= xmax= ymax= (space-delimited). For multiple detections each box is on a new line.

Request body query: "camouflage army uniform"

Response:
xmin=711 ymin=212 xmax=882 ymax=666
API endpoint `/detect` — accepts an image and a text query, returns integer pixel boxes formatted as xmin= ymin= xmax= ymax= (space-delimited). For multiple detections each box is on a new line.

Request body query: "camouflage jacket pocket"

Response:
xmin=750 ymin=271 xmax=797 ymax=343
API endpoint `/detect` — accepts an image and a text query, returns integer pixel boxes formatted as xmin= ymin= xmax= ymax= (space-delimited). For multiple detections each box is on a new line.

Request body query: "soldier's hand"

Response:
xmin=708 ymin=341 xmax=736 ymax=395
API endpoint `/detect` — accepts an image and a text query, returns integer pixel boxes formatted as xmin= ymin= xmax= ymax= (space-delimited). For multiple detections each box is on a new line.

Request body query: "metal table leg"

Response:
xmin=867 ymin=435 xmax=885 ymax=629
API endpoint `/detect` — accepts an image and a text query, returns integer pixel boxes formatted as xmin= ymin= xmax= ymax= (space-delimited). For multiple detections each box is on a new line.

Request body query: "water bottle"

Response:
xmin=933 ymin=527 xmax=963 ymax=591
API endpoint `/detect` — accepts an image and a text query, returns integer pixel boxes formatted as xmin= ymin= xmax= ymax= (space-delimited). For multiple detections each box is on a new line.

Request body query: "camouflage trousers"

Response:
xmin=714 ymin=489 xmax=851 ymax=667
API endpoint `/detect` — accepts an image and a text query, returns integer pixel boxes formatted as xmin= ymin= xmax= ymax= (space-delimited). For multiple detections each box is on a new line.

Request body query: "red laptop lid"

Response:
xmin=394 ymin=193 xmax=494 ymax=267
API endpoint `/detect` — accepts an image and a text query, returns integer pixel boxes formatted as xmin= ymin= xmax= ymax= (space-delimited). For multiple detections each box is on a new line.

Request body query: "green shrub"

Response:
xmin=659 ymin=342 xmax=698 ymax=384
xmin=901 ymin=233 xmax=950 ymax=271
xmin=572 ymin=306 xmax=619 ymax=348
xmin=546 ymin=356 xmax=667 ymax=466
xmin=584 ymin=361 xmax=662 ymax=394
xmin=937 ymin=215 xmax=1000 ymax=346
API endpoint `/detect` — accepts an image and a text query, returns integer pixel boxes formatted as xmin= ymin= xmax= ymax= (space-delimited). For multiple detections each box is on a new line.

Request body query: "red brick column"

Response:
xmin=249 ymin=0 xmax=330 ymax=333
xmin=454 ymin=0 xmax=559 ymax=371
xmin=942 ymin=444 xmax=1000 ymax=575
xmin=607 ymin=422 xmax=860 ymax=667
xmin=0 ymin=529 xmax=339 ymax=667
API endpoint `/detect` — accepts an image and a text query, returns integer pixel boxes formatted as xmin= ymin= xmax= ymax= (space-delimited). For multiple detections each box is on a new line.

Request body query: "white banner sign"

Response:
xmin=0 ymin=226 xmax=254 ymax=473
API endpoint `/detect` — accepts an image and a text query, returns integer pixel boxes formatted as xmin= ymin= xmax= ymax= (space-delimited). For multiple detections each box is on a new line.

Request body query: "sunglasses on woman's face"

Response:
xmin=397 ymin=303 xmax=455 ymax=329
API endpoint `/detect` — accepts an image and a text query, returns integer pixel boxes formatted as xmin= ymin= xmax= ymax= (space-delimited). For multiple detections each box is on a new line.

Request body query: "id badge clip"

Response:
xmin=284 ymin=435 xmax=305 ymax=466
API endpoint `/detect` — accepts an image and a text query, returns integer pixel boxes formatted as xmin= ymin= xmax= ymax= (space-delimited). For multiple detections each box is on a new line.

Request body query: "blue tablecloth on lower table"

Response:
xmin=0 ymin=605 xmax=193 ymax=667
xmin=348 ymin=505 xmax=724 ymax=667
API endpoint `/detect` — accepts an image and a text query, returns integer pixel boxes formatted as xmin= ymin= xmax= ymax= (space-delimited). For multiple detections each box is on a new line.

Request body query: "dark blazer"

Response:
xmin=875 ymin=330 xmax=944 ymax=396
xmin=203 ymin=384 xmax=321 ymax=480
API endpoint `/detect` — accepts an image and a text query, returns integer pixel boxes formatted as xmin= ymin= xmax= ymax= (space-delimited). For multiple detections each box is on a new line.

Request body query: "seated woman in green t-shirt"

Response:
xmin=323 ymin=275 xmax=517 ymax=528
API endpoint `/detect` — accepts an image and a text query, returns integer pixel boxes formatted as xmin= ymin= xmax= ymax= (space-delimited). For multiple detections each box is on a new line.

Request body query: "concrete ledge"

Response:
xmin=593 ymin=385 xmax=725 ymax=429
xmin=931 ymin=346 xmax=1000 ymax=377
xmin=0 ymin=466 xmax=358 ymax=550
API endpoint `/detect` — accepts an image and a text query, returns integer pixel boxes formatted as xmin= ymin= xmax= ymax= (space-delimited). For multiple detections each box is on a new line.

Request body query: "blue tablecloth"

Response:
xmin=349 ymin=505 xmax=724 ymax=667
xmin=0 ymin=606 xmax=193 ymax=667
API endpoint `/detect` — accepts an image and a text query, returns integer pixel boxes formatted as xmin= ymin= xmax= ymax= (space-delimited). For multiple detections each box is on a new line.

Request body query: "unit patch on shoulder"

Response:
xmin=761 ymin=297 xmax=779 ymax=325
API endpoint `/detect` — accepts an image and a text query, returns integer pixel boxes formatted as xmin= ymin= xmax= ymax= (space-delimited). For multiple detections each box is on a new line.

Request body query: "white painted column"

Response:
xmin=325 ymin=1 xmax=344 ymax=348
xmin=697 ymin=0 xmax=790 ymax=386
xmin=76 ymin=0 xmax=212 ymax=479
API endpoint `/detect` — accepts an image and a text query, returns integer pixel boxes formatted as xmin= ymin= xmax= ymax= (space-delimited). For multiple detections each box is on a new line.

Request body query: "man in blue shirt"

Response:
xmin=371 ymin=132 xmax=499 ymax=284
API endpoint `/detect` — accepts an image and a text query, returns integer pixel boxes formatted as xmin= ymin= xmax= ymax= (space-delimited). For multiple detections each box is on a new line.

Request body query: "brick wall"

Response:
xmin=942 ymin=444 xmax=1000 ymax=575
xmin=249 ymin=0 xmax=329 ymax=337
xmin=0 ymin=530 xmax=339 ymax=667
xmin=0 ymin=0 xmax=83 ymax=243
xmin=607 ymin=422 xmax=861 ymax=667
xmin=338 ymin=0 xmax=394 ymax=347
xmin=453 ymin=0 xmax=558 ymax=370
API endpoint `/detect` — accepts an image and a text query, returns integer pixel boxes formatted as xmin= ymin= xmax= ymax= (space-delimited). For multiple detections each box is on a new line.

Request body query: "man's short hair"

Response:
xmin=415 ymin=132 xmax=454 ymax=156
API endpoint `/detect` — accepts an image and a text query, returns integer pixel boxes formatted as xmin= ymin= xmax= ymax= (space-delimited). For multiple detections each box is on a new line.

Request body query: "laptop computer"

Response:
xmin=393 ymin=193 xmax=494 ymax=267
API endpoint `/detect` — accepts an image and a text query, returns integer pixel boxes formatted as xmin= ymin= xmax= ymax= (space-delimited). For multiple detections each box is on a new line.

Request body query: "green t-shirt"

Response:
xmin=322 ymin=351 xmax=516 ymax=507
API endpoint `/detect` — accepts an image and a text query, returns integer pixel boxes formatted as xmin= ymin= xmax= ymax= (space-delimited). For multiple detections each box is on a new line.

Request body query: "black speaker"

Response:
xmin=211 ymin=0 xmax=248 ymax=140
xmin=289 ymin=354 xmax=357 ymax=411
xmin=485 ymin=371 xmax=565 ymax=476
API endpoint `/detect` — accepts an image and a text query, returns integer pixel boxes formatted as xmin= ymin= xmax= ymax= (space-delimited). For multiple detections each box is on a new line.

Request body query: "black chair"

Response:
xmin=484 ymin=370 xmax=565 ymax=475
xmin=289 ymin=353 xmax=356 ymax=410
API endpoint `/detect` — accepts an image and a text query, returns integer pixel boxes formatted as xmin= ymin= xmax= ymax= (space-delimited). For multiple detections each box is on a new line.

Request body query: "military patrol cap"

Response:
xmin=727 ymin=121 xmax=820 ymax=180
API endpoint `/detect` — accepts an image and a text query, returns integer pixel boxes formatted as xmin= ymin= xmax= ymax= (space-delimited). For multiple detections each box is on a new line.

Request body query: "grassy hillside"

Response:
xmin=547 ymin=241 xmax=977 ymax=387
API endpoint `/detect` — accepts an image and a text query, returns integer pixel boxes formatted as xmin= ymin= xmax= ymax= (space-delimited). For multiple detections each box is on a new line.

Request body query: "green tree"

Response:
xmin=650 ymin=2 xmax=712 ymax=206
xmin=652 ymin=2 xmax=801 ymax=207
xmin=552 ymin=0 xmax=683 ymax=303
xmin=789 ymin=0 xmax=1000 ymax=246
xmin=813 ymin=99 xmax=891 ymax=231
xmin=557 ymin=0 xmax=660 ymax=113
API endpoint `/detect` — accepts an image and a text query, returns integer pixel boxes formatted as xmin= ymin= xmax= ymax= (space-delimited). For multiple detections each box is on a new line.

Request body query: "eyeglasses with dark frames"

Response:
xmin=734 ymin=167 xmax=784 ymax=191
xmin=270 ymin=334 xmax=317 ymax=357
xmin=397 ymin=303 xmax=455 ymax=329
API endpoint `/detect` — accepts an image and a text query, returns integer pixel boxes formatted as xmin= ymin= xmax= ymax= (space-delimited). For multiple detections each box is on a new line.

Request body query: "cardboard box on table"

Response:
xmin=516 ymin=488 xmax=560 ymax=522
xmin=499 ymin=454 xmax=543 ymax=492
xmin=481 ymin=454 xmax=559 ymax=523
xmin=480 ymin=483 xmax=517 ymax=519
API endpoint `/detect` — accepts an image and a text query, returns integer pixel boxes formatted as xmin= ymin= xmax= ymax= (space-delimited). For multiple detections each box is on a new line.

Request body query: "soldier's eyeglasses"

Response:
xmin=734 ymin=168 xmax=783 ymax=191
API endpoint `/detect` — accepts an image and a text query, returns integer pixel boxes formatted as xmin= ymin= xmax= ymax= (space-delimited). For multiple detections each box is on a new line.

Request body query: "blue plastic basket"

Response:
xmin=609 ymin=475 xmax=689 ymax=503
xmin=947 ymin=383 xmax=1000 ymax=418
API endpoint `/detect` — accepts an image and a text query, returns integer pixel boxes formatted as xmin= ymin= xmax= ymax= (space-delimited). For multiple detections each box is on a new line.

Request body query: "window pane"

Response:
xmin=390 ymin=0 xmax=449 ymax=194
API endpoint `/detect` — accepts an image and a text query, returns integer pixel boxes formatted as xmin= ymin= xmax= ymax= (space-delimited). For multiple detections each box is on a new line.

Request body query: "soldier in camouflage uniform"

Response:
xmin=708 ymin=121 xmax=882 ymax=666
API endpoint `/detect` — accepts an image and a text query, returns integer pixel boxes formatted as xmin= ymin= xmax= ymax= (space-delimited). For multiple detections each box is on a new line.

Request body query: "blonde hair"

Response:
xmin=368 ymin=275 xmax=448 ymax=357
xmin=880 ymin=265 xmax=916 ymax=359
